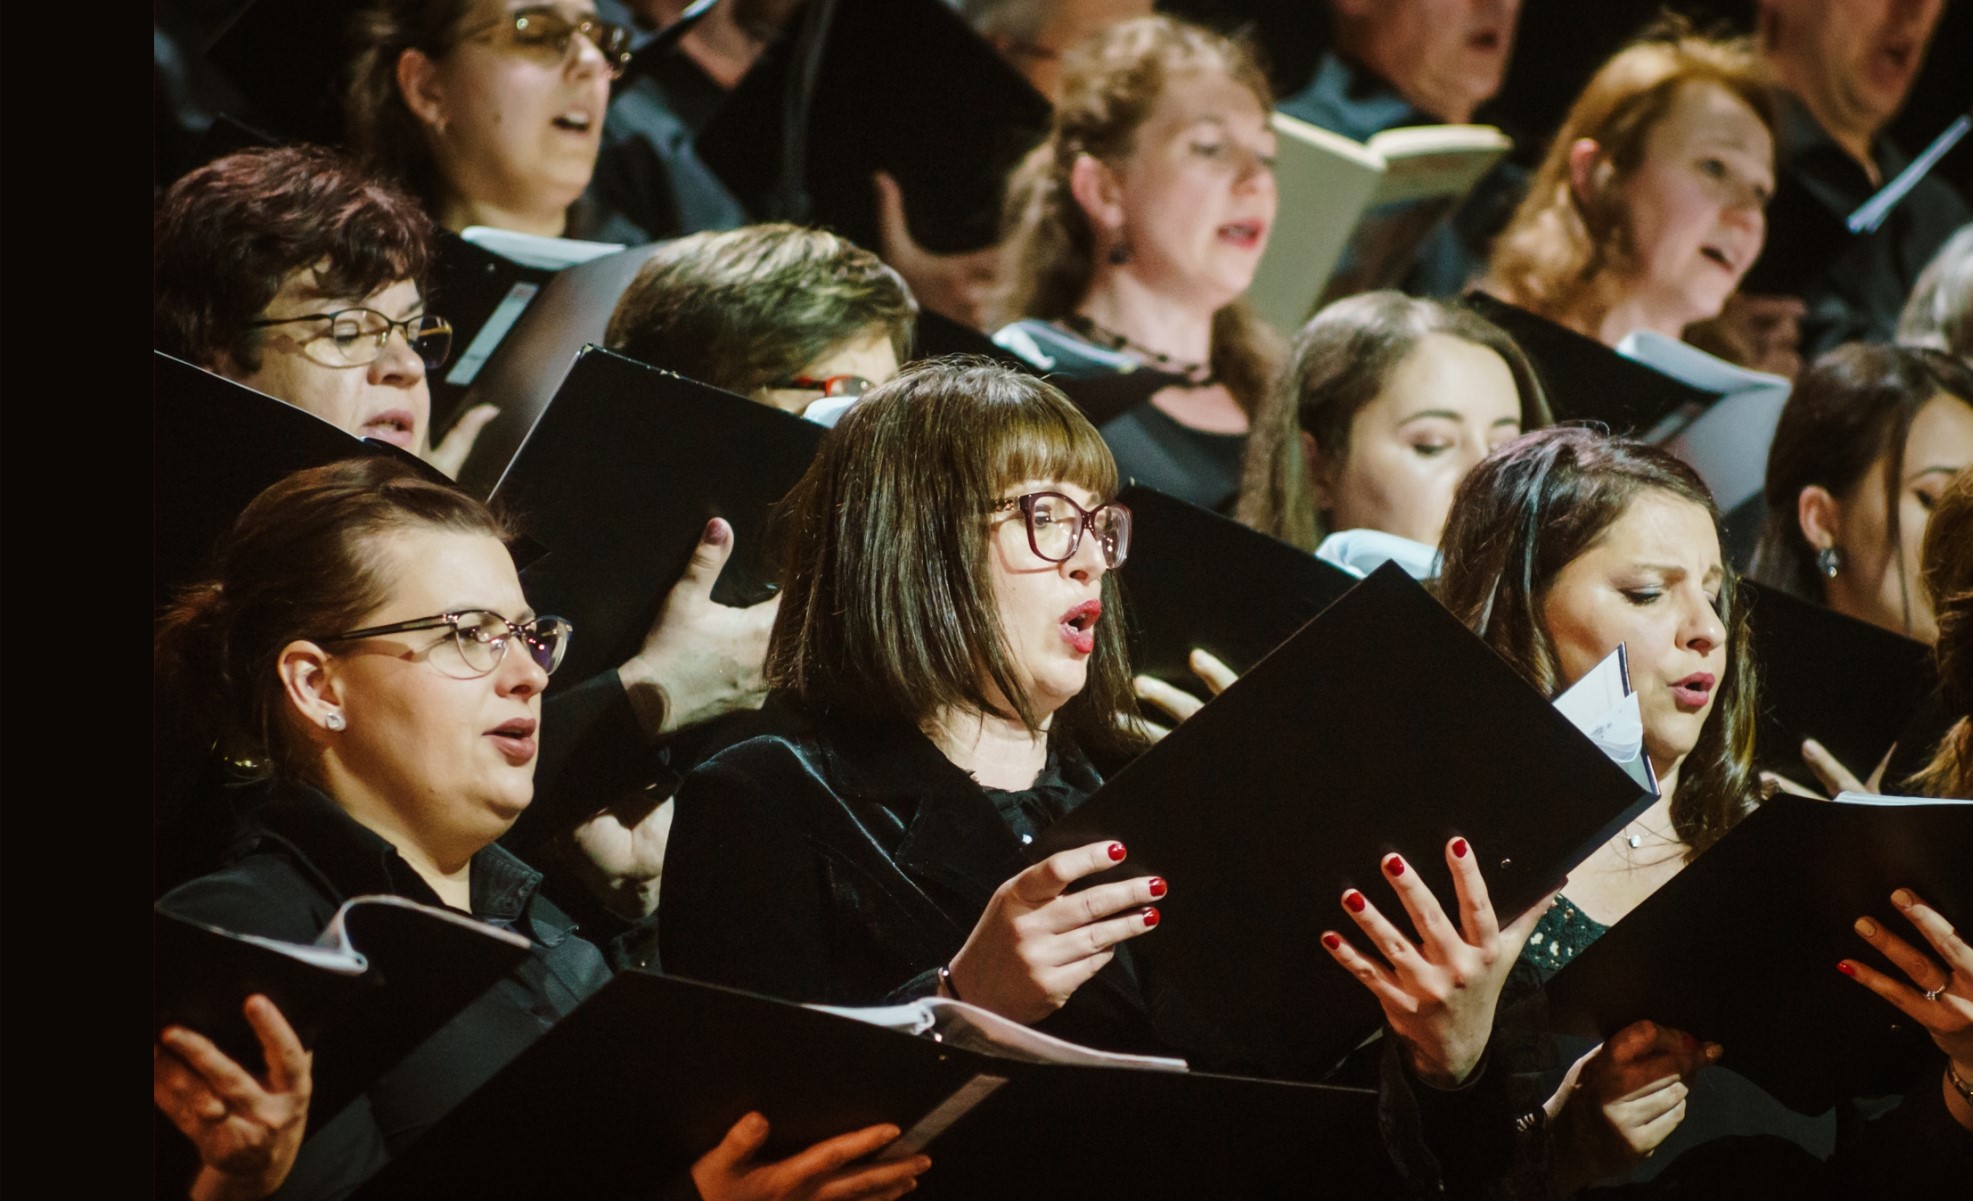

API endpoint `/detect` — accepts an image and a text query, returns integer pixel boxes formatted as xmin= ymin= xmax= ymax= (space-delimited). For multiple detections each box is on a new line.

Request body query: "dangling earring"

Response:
xmin=324 ymin=712 xmax=347 ymax=732
xmin=1816 ymin=546 xmax=1842 ymax=579
xmin=1106 ymin=233 xmax=1131 ymax=266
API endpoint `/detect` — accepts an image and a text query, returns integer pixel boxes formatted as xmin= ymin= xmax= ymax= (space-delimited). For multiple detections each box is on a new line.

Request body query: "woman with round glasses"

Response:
xmin=347 ymin=0 xmax=646 ymax=239
xmin=152 ymin=458 xmax=932 ymax=1201
xmin=658 ymin=358 xmax=1170 ymax=1041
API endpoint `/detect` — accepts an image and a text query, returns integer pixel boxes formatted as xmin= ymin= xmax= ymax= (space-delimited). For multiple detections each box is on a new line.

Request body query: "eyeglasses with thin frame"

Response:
xmin=247 ymin=309 xmax=454 ymax=370
xmin=767 ymin=374 xmax=873 ymax=399
xmin=462 ymin=5 xmax=636 ymax=79
xmin=318 ymin=610 xmax=573 ymax=679
xmin=992 ymin=491 xmax=1132 ymax=568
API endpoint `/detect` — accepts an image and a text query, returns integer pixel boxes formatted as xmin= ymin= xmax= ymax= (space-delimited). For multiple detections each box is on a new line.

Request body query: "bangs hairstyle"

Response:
xmin=1436 ymin=427 xmax=1760 ymax=853
xmin=1750 ymin=344 xmax=1973 ymax=628
xmin=1483 ymin=20 xmax=1775 ymax=335
xmin=154 ymin=458 xmax=511 ymax=786
xmin=1911 ymin=467 xmax=1973 ymax=798
xmin=767 ymin=357 xmax=1139 ymax=754
xmin=154 ymin=145 xmax=435 ymax=373
xmin=1236 ymin=291 xmax=1552 ymax=551
xmin=992 ymin=14 xmax=1282 ymax=416
xmin=604 ymin=224 xmax=918 ymax=397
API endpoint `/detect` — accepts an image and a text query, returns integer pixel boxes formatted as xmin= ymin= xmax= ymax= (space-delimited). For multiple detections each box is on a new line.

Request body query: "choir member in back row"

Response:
xmin=990 ymin=15 xmax=1283 ymax=513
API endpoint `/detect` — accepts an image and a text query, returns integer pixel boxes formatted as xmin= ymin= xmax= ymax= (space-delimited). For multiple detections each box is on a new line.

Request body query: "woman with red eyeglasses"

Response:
xmin=345 ymin=0 xmax=650 ymax=240
xmin=659 ymin=358 xmax=1173 ymax=1039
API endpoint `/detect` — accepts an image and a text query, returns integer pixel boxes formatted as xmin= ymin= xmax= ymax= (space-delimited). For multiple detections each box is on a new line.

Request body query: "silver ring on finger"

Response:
xmin=1923 ymin=984 xmax=1947 ymax=1002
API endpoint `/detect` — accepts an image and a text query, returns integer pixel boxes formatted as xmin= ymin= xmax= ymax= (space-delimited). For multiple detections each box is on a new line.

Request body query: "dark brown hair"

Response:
xmin=605 ymin=224 xmax=918 ymax=397
xmin=1436 ymin=427 xmax=1762 ymax=852
xmin=1911 ymin=466 xmax=1973 ymax=798
xmin=1749 ymin=344 xmax=1973 ymax=625
xmin=154 ymin=145 xmax=436 ymax=373
xmin=767 ymin=357 xmax=1140 ymax=756
xmin=344 ymin=0 xmax=477 ymax=210
xmin=155 ymin=458 xmax=510 ymax=785
xmin=1236 ymin=291 xmax=1552 ymax=551
xmin=992 ymin=14 xmax=1282 ymax=416
xmin=1484 ymin=22 xmax=1776 ymax=338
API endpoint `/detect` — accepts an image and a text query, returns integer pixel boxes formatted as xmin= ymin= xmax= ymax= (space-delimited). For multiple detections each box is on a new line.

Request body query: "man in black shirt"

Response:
xmin=1275 ymin=0 xmax=1529 ymax=299
xmin=1742 ymin=0 xmax=1970 ymax=357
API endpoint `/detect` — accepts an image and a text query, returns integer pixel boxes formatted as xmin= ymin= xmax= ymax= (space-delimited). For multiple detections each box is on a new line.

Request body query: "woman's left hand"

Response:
xmin=1841 ymin=887 xmax=1973 ymax=1109
xmin=1321 ymin=837 xmax=1557 ymax=1088
xmin=424 ymin=403 xmax=500 ymax=479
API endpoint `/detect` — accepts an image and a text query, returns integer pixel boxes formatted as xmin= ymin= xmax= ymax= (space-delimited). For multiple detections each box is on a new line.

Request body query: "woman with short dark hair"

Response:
xmin=605 ymin=223 xmax=918 ymax=413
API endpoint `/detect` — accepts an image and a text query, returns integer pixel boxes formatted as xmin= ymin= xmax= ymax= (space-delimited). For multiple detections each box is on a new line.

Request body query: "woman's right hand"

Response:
xmin=1321 ymin=837 xmax=1555 ymax=1087
xmin=947 ymin=840 xmax=1165 ymax=1024
xmin=1545 ymin=1019 xmax=1720 ymax=1192
xmin=691 ymin=1113 xmax=930 ymax=1201
xmin=153 ymin=995 xmax=312 ymax=1201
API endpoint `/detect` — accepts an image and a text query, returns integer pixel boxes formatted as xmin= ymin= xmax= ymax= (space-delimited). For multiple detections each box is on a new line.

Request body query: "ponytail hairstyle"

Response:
xmin=1435 ymin=427 xmax=1762 ymax=852
xmin=991 ymin=14 xmax=1281 ymax=417
xmin=1910 ymin=467 xmax=1973 ymax=798
xmin=155 ymin=457 xmax=511 ymax=785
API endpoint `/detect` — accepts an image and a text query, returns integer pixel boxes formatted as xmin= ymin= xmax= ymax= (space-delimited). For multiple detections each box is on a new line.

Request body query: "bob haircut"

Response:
xmin=1436 ymin=427 xmax=1761 ymax=853
xmin=1912 ymin=467 xmax=1973 ymax=798
xmin=767 ymin=357 xmax=1139 ymax=755
xmin=993 ymin=14 xmax=1281 ymax=415
xmin=605 ymin=224 xmax=919 ymax=397
xmin=154 ymin=145 xmax=435 ymax=374
xmin=1749 ymin=344 xmax=1973 ymax=625
xmin=1236 ymin=291 xmax=1553 ymax=551
xmin=155 ymin=458 xmax=511 ymax=784
xmin=1484 ymin=23 xmax=1776 ymax=336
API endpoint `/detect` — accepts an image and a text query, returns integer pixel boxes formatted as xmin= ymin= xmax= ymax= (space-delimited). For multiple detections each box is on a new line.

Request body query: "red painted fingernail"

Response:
xmin=1148 ymin=877 xmax=1167 ymax=898
xmin=1344 ymin=890 xmax=1366 ymax=913
xmin=1452 ymin=838 xmax=1469 ymax=859
xmin=1836 ymin=961 xmax=1856 ymax=976
xmin=1107 ymin=842 xmax=1126 ymax=861
xmin=1322 ymin=932 xmax=1342 ymax=951
xmin=1142 ymin=907 xmax=1160 ymax=927
xmin=1384 ymin=855 xmax=1405 ymax=877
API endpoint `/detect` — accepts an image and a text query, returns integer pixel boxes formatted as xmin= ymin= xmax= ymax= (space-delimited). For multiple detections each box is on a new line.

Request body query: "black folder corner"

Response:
xmin=351 ymin=971 xmax=1397 ymax=1200
xmin=1741 ymin=579 xmax=1937 ymax=782
xmin=1117 ymin=485 xmax=1360 ymax=698
xmin=694 ymin=0 xmax=1052 ymax=255
xmin=154 ymin=352 xmax=461 ymax=609
xmin=490 ymin=346 xmax=825 ymax=689
xmin=1544 ymin=795 xmax=1973 ymax=1113
xmin=1039 ymin=563 xmax=1655 ymax=1079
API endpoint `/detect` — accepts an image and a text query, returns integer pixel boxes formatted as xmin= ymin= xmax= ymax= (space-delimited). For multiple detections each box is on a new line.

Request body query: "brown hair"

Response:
xmin=1911 ymin=467 xmax=1973 ymax=797
xmin=1483 ymin=23 xmax=1776 ymax=338
xmin=1235 ymin=291 xmax=1552 ymax=551
xmin=605 ymin=224 xmax=918 ymax=397
xmin=155 ymin=458 xmax=511 ymax=785
xmin=1749 ymin=344 xmax=1973 ymax=626
xmin=1436 ymin=427 xmax=1762 ymax=852
xmin=992 ymin=14 xmax=1281 ymax=415
xmin=767 ymin=357 xmax=1140 ymax=757
xmin=345 ymin=0 xmax=477 ymax=210
xmin=154 ymin=145 xmax=436 ymax=373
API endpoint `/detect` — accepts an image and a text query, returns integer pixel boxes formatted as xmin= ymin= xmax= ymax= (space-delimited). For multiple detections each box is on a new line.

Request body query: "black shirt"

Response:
xmin=158 ymin=788 xmax=615 ymax=1201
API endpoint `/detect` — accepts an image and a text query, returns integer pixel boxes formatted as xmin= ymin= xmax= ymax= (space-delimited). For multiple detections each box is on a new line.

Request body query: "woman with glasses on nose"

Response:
xmin=152 ymin=458 xmax=932 ymax=1201
xmin=659 ymin=359 xmax=1174 ymax=1044
xmin=990 ymin=16 xmax=1283 ymax=514
xmin=346 ymin=0 xmax=649 ymax=240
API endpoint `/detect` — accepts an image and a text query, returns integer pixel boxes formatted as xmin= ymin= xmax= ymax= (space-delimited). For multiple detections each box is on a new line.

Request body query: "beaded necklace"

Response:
xmin=1063 ymin=313 xmax=1219 ymax=388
